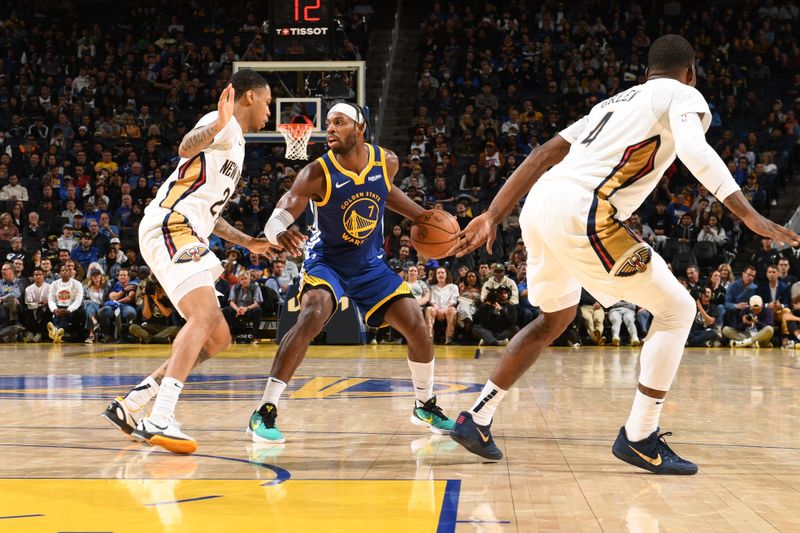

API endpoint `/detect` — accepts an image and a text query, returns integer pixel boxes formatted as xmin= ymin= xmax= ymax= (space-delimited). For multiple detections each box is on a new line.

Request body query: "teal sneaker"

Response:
xmin=245 ymin=403 xmax=286 ymax=443
xmin=410 ymin=396 xmax=455 ymax=434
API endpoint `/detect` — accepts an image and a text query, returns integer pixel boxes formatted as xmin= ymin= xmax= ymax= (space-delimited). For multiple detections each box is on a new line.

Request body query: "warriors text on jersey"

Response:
xmin=306 ymin=143 xmax=393 ymax=273
xmin=147 ymin=111 xmax=244 ymax=240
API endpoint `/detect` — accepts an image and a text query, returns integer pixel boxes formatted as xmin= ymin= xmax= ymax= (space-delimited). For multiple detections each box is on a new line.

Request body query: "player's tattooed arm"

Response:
xmin=213 ymin=217 xmax=280 ymax=258
xmin=178 ymin=84 xmax=235 ymax=159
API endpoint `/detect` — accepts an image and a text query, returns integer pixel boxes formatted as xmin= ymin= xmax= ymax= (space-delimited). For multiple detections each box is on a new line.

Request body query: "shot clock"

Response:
xmin=269 ymin=0 xmax=334 ymax=58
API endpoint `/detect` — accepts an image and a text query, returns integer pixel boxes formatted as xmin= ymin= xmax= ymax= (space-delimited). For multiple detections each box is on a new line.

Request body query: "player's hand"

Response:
xmin=246 ymin=237 xmax=281 ymax=259
xmin=745 ymin=215 xmax=800 ymax=247
xmin=446 ymin=212 xmax=498 ymax=257
xmin=277 ymin=229 xmax=307 ymax=257
xmin=215 ymin=84 xmax=235 ymax=130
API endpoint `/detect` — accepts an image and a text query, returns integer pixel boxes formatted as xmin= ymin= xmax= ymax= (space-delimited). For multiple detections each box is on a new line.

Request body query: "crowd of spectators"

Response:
xmin=0 ymin=0 xmax=367 ymax=343
xmin=2 ymin=0 xmax=800 ymax=349
xmin=367 ymin=0 xmax=800 ymax=347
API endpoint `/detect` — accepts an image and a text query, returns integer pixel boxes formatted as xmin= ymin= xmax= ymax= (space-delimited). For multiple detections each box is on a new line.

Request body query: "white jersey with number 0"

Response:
xmin=540 ymin=78 xmax=712 ymax=222
xmin=146 ymin=111 xmax=245 ymax=239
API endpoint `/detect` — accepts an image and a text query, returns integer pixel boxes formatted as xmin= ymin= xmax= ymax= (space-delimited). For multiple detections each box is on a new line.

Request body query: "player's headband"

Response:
xmin=327 ymin=103 xmax=365 ymax=125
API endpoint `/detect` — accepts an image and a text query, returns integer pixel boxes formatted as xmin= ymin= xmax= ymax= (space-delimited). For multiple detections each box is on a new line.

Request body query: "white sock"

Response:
xmin=624 ymin=390 xmax=663 ymax=442
xmin=259 ymin=377 xmax=287 ymax=409
xmin=469 ymin=379 xmax=507 ymax=426
xmin=123 ymin=376 xmax=159 ymax=412
xmin=407 ymin=359 xmax=434 ymax=406
xmin=148 ymin=377 xmax=184 ymax=424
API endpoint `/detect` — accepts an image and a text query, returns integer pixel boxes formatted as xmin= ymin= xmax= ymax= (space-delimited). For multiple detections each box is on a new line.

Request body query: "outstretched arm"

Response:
xmin=213 ymin=217 xmax=280 ymax=258
xmin=447 ymin=134 xmax=572 ymax=257
xmin=264 ymin=160 xmax=327 ymax=256
xmin=671 ymin=111 xmax=800 ymax=247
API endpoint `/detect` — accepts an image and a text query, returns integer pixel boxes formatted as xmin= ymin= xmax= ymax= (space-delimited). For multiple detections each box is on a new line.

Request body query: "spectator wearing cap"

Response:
xmin=480 ymin=263 xmax=519 ymax=305
xmin=97 ymin=247 xmax=122 ymax=282
xmin=71 ymin=232 xmax=99 ymax=273
xmin=108 ymin=238 xmax=125 ymax=264
xmin=44 ymin=235 xmax=60 ymax=256
xmin=58 ymin=224 xmax=78 ymax=251
xmin=22 ymin=267 xmax=51 ymax=342
xmin=723 ymin=295 xmax=774 ymax=348
xmin=72 ymin=213 xmax=86 ymax=231
xmin=47 ymin=263 xmax=84 ymax=343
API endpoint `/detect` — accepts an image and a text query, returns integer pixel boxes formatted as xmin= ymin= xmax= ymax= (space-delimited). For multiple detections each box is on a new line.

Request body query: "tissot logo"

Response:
xmin=276 ymin=27 xmax=329 ymax=36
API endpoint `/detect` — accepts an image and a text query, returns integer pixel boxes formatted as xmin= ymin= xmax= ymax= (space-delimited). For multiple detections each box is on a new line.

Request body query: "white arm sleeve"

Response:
xmin=670 ymin=112 xmax=741 ymax=202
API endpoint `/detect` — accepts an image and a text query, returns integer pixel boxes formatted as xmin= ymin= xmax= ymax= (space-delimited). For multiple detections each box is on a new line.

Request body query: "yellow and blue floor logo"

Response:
xmin=0 ymin=374 xmax=483 ymax=400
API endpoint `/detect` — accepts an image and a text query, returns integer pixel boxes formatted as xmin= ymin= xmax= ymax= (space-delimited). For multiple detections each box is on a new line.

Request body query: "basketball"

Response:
xmin=411 ymin=209 xmax=460 ymax=259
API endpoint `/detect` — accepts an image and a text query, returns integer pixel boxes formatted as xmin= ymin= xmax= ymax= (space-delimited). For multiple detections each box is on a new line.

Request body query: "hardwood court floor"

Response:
xmin=1 ymin=342 xmax=799 ymax=532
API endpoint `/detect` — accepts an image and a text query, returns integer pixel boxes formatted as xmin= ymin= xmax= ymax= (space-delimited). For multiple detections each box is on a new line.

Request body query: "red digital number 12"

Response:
xmin=295 ymin=0 xmax=321 ymax=22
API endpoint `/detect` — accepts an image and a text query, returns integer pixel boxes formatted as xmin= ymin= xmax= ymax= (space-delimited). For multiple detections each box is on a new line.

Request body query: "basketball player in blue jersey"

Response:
xmin=246 ymin=103 xmax=455 ymax=443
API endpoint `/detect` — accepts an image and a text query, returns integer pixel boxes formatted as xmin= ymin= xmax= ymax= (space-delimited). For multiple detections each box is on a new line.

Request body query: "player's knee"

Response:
xmin=654 ymin=290 xmax=695 ymax=329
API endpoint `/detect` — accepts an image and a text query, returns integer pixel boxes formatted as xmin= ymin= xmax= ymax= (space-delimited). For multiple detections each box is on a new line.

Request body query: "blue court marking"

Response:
xmin=456 ymin=520 xmax=512 ymax=524
xmin=436 ymin=479 xmax=461 ymax=533
xmin=0 ymin=514 xmax=45 ymax=520
xmin=0 ymin=442 xmax=291 ymax=485
xmin=145 ymin=495 xmax=222 ymax=506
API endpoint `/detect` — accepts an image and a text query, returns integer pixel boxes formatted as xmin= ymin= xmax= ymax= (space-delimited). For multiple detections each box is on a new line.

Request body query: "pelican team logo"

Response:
xmin=341 ymin=192 xmax=380 ymax=245
xmin=175 ymin=244 xmax=210 ymax=263
xmin=613 ymin=245 xmax=652 ymax=277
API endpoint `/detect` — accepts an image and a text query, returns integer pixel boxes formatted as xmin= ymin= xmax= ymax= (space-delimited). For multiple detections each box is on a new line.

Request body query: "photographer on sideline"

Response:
xmin=129 ymin=275 xmax=179 ymax=344
xmin=473 ymin=286 xmax=519 ymax=346
xmin=722 ymin=295 xmax=774 ymax=348
xmin=687 ymin=287 xmax=722 ymax=347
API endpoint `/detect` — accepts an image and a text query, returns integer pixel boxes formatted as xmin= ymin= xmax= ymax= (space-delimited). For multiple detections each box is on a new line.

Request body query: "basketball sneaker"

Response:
xmin=131 ymin=415 xmax=198 ymax=455
xmin=102 ymin=397 xmax=140 ymax=436
xmin=246 ymin=403 xmax=285 ymax=444
xmin=449 ymin=411 xmax=502 ymax=461
xmin=611 ymin=426 xmax=697 ymax=475
xmin=410 ymin=396 xmax=455 ymax=434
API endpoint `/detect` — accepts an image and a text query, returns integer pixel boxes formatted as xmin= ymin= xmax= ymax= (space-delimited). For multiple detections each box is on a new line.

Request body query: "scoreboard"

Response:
xmin=269 ymin=0 xmax=334 ymax=58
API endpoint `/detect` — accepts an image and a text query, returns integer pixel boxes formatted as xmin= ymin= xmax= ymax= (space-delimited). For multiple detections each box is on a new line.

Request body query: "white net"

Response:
xmin=278 ymin=120 xmax=314 ymax=160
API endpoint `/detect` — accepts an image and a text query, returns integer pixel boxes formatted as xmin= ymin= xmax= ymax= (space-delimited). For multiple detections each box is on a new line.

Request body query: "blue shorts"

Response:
xmin=300 ymin=259 xmax=411 ymax=328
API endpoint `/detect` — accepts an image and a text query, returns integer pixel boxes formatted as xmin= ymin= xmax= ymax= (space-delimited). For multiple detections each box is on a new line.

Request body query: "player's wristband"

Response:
xmin=265 ymin=208 xmax=294 ymax=245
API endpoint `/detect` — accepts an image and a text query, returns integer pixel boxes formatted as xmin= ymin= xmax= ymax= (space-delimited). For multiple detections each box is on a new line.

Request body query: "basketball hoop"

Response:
xmin=278 ymin=115 xmax=314 ymax=160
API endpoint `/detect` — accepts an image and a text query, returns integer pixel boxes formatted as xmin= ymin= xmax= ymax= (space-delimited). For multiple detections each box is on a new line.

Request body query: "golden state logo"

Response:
xmin=341 ymin=192 xmax=380 ymax=245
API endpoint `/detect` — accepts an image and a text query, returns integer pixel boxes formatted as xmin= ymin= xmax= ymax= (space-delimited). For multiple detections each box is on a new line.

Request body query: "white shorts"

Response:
xmin=139 ymin=208 xmax=223 ymax=316
xmin=520 ymin=180 xmax=682 ymax=313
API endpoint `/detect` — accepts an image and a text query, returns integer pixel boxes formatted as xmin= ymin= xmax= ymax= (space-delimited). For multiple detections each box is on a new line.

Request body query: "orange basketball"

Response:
xmin=411 ymin=209 xmax=460 ymax=259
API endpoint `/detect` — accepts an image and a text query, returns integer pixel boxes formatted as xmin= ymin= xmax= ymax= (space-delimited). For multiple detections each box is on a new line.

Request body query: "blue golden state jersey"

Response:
xmin=305 ymin=144 xmax=391 ymax=272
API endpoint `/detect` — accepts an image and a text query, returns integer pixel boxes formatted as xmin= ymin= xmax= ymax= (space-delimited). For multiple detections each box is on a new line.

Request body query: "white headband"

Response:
xmin=327 ymin=103 xmax=364 ymax=124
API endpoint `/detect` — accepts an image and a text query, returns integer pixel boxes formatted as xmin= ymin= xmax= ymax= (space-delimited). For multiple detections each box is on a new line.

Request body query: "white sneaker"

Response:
xmin=132 ymin=416 xmax=197 ymax=454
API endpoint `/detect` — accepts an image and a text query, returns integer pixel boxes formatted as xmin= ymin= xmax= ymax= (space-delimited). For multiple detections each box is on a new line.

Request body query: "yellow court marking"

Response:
xmin=1 ymin=479 xmax=450 ymax=533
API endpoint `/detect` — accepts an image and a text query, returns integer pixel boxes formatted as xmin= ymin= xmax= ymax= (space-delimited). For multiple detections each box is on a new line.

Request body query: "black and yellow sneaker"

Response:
xmin=612 ymin=426 xmax=698 ymax=475
xmin=449 ymin=411 xmax=503 ymax=461
xmin=102 ymin=397 xmax=140 ymax=436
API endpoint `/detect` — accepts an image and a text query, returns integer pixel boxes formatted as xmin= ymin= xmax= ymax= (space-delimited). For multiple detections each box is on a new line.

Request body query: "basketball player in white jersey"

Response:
xmin=102 ymin=69 xmax=278 ymax=454
xmin=448 ymin=35 xmax=800 ymax=472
